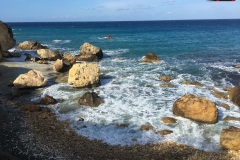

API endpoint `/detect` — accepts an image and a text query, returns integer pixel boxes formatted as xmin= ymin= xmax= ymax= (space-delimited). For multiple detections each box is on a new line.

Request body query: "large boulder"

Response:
xmin=220 ymin=126 xmax=240 ymax=150
xmin=79 ymin=42 xmax=103 ymax=60
xmin=78 ymin=92 xmax=103 ymax=107
xmin=228 ymin=85 xmax=240 ymax=108
xmin=140 ymin=52 xmax=161 ymax=63
xmin=0 ymin=21 xmax=16 ymax=51
xmin=37 ymin=49 xmax=63 ymax=61
xmin=17 ymin=41 xmax=47 ymax=50
xmin=172 ymin=94 xmax=218 ymax=124
xmin=13 ymin=70 xmax=47 ymax=88
xmin=68 ymin=63 xmax=100 ymax=88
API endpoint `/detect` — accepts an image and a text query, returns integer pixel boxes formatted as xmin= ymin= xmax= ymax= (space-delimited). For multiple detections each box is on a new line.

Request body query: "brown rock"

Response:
xmin=140 ymin=52 xmax=161 ymax=63
xmin=53 ymin=59 xmax=64 ymax=72
xmin=17 ymin=41 xmax=47 ymax=50
xmin=172 ymin=94 xmax=218 ymax=124
xmin=40 ymin=95 xmax=57 ymax=105
xmin=223 ymin=116 xmax=240 ymax=122
xmin=20 ymin=104 xmax=41 ymax=112
xmin=211 ymin=89 xmax=228 ymax=99
xmin=160 ymin=84 xmax=174 ymax=88
xmin=221 ymin=103 xmax=230 ymax=110
xmin=160 ymin=75 xmax=174 ymax=82
xmin=220 ymin=126 xmax=240 ymax=150
xmin=75 ymin=54 xmax=98 ymax=62
xmin=0 ymin=21 xmax=16 ymax=51
xmin=79 ymin=42 xmax=103 ymax=60
xmin=223 ymin=87 xmax=232 ymax=91
xmin=181 ymin=81 xmax=203 ymax=87
xmin=157 ymin=130 xmax=173 ymax=136
xmin=140 ymin=124 xmax=154 ymax=131
xmin=228 ymin=85 xmax=240 ymax=108
xmin=235 ymin=64 xmax=240 ymax=68
xmin=116 ymin=123 xmax=129 ymax=128
xmin=13 ymin=70 xmax=47 ymax=88
xmin=37 ymin=49 xmax=63 ymax=61
xmin=63 ymin=53 xmax=76 ymax=65
xmin=161 ymin=117 xmax=177 ymax=124
xmin=68 ymin=63 xmax=100 ymax=88
xmin=78 ymin=92 xmax=103 ymax=107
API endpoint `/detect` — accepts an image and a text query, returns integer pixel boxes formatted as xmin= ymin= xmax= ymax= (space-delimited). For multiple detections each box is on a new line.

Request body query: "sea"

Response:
xmin=7 ymin=19 xmax=240 ymax=151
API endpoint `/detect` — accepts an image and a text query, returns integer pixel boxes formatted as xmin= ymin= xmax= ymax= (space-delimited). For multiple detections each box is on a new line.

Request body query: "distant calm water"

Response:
xmin=7 ymin=20 xmax=240 ymax=151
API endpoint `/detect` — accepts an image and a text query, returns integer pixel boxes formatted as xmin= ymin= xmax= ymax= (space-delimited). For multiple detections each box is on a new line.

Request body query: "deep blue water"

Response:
xmin=7 ymin=20 xmax=240 ymax=151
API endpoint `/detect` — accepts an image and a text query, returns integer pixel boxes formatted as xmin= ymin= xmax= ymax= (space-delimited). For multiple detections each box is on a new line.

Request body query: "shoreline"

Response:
xmin=0 ymin=59 xmax=240 ymax=159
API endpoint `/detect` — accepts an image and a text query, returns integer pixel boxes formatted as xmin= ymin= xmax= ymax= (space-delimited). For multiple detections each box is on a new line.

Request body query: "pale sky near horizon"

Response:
xmin=0 ymin=0 xmax=240 ymax=22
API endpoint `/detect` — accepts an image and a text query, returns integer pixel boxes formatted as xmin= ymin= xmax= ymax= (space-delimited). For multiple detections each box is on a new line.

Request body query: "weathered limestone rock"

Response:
xmin=75 ymin=54 xmax=98 ymax=62
xmin=17 ymin=41 xmax=47 ymax=50
xmin=68 ymin=63 xmax=100 ymax=88
xmin=140 ymin=52 xmax=161 ymax=63
xmin=211 ymin=89 xmax=228 ymax=99
xmin=228 ymin=85 xmax=240 ymax=108
xmin=161 ymin=117 xmax=177 ymax=124
xmin=37 ymin=49 xmax=63 ymax=61
xmin=181 ymin=81 xmax=203 ymax=87
xmin=172 ymin=94 xmax=218 ymax=124
xmin=157 ymin=130 xmax=173 ymax=136
xmin=0 ymin=21 xmax=16 ymax=51
xmin=40 ymin=95 xmax=57 ymax=105
xmin=140 ymin=124 xmax=154 ymax=131
xmin=13 ymin=70 xmax=47 ymax=88
xmin=160 ymin=75 xmax=174 ymax=82
xmin=20 ymin=104 xmax=41 ymax=112
xmin=78 ymin=92 xmax=103 ymax=107
xmin=63 ymin=53 xmax=76 ymax=66
xmin=220 ymin=126 xmax=240 ymax=150
xmin=79 ymin=42 xmax=103 ymax=60
xmin=53 ymin=59 xmax=64 ymax=72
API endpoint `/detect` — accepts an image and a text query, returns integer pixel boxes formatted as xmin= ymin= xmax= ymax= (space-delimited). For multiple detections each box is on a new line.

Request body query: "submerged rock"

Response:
xmin=68 ymin=63 xmax=100 ymax=88
xmin=160 ymin=83 xmax=174 ymax=88
xmin=75 ymin=54 xmax=98 ymax=62
xmin=40 ymin=95 xmax=57 ymax=105
xmin=228 ymin=85 xmax=240 ymax=108
xmin=140 ymin=52 xmax=161 ymax=63
xmin=221 ymin=103 xmax=230 ymax=110
xmin=79 ymin=42 xmax=103 ymax=60
xmin=159 ymin=75 xmax=174 ymax=82
xmin=13 ymin=70 xmax=47 ymax=88
xmin=220 ymin=126 xmax=240 ymax=150
xmin=78 ymin=92 xmax=103 ymax=107
xmin=223 ymin=116 xmax=240 ymax=122
xmin=161 ymin=117 xmax=177 ymax=124
xmin=181 ymin=81 xmax=203 ymax=87
xmin=37 ymin=49 xmax=63 ymax=61
xmin=17 ymin=41 xmax=47 ymax=50
xmin=172 ymin=94 xmax=218 ymax=124
xmin=157 ymin=130 xmax=173 ymax=136
xmin=211 ymin=88 xmax=228 ymax=99
xmin=140 ymin=124 xmax=154 ymax=131
xmin=0 ymin=21 xmax=16 ymax=51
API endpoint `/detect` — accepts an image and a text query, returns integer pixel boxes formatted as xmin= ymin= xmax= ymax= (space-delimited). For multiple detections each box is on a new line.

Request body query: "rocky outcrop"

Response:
xmin=78 ymin=92 xmax=103 ymax=107
xmin=159 ymin=75 xmax=174 ymax=82
xmin=20 ymin=104 xmax=41 ymax=112
xmin=172 ymin=94 xmax=218 ymax=124
xmin=78 ymin=42 xmax=103 ymax=62
xmin=37 ymin=49 xmax=63 ymax=61
xmin=140 ymin=52 xmax=161 ymax=63
xmin=40 ymin=95 xmax=57 ymax=105
xmin=13 ymin=70 xmax=47 ymax=88
xmin=0 ymin=21 xmax=16 ymax=51
xmin=140 ymin=124 xmax=154 ymax=131
xmin=75 ymin=54 xmax=98 ymax=62
xmin=68 ymin=63 xmax=100 ymax=88
xmin=63 ymin=53 xmax=76 ymax=66
xmin=157 ymin=130 xmax=173 ymax=136
xmin=220 ymin=126 xmax=240 ymax=150
xmin=181 ymin=81 xmax=203 ymax=87
xmin=161 ymin=117 xmax=177 ymax=124
xmin=228 ymin=85 xmax=240 ymax=108
xmin=17 ymin=41 xmax=47 ymax=50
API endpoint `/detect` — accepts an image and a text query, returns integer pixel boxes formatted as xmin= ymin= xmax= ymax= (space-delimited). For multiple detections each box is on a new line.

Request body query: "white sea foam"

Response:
xmin=52 ymin=39 xmax=71 ymax=44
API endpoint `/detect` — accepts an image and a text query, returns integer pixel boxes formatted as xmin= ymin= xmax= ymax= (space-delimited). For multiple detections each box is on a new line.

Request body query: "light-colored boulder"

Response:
xmin=0 ymin=21 xmax=16 ymax=51
xmin=63 ymin=53 xmax=76 ymax=66
xmin=53 ymin=59 xmax=63 ymax=72
xmin=37 ymin=49 xmax=63 ymax=61
xmin=140 ymin=52 xmax=161 ymax=63
xmin=228 ymin=85 xmax=240 ymax=108
xmin=220 ymin=126 xmax=240 ymax=150
xmin=79 ymin=42 xmax=103 ymax=60
xmin=17 ymin=41 xmax=47 ymax=50
xmin=172 ymin=94 xmax=218 ymax=124
xmin=13 ymin=70 xmax=47 ymax=88
xmin=68 ymin=63 xmax=100 ymax=88
xmin=75 ymin=54 xmax=98 ymax=62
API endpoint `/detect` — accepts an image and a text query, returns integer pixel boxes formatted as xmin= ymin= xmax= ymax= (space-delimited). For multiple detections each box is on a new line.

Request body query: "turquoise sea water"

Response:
xmin=7 ymin=20 xmax=240 ymax=151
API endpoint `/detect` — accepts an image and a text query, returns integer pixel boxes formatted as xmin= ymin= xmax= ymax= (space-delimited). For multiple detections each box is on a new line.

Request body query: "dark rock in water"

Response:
xmin=17 ymin=41 xmax=48 ymax=50
xmin=20 ymin=104 xmax=41 ymax=112
xmin=75 ymin=54 xmax=98 ymax=62
xmin=159 ymin=75 xmax=174 ymax=82
xmin=78 ymin=92 xmax=103 ymax=107
xmin=116 ymin=123 xmax=129 ymax=128
xmin=220 ymin=126 xmax=240 ymax=150
xmin=157 ymin=130 xmax=173 ymax=136
xmin=161 ymin=117 xmax=177 ymax=124
xmin=181 ymin=81 xmax=203 ymax=87
xmin=223 ymin=116 xmax=240 ymax=122
xmin=40 ymin=95 xmax=57 ymax=105
xmin=228 ymin=85 xmax=240 ymax=108
xmin=140 ymin=52 xmax=161 ymax=63
xmin=140 ymin=124 xmax=154 ymax=131
xmin=79 ymin=42 xmax=103 ymax=60
xmin=0 ymin=21 xmax=16 ymax=51
xmin=221 ymin=103 xmax=230 ymax=110
xmin=104 ymin=35 xmax=113 ymax=39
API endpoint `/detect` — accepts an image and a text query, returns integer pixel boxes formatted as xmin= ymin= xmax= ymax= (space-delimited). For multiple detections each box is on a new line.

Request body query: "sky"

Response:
xmin=0 ymin=0 xmax=240 ymax=22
